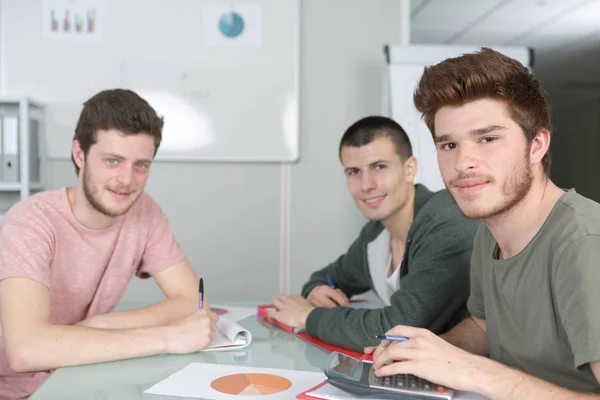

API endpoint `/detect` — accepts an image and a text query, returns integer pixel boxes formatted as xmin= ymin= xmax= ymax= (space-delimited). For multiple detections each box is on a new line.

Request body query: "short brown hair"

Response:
xmin=413 ymin=47 xmax=552 ymax=174
xmin=71 ymin=89 xmax=164 ymax=175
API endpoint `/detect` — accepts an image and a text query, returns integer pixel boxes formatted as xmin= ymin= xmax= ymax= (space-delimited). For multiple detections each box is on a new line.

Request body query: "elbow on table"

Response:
xmin=6 ymin=341 xmax=48 ymax=373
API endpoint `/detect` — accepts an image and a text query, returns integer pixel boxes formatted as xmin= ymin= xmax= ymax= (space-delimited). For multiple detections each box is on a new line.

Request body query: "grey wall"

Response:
xmin=289 ymin=0 xmax=402 ymax=294
xmin=40 ymin=0 xmax=405 ymax=305
xmin=550 ymin=98 xmax=600 ymax=203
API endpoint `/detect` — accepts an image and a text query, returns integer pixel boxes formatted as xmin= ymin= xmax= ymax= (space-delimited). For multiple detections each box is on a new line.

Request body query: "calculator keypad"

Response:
xmin=368 ymin=369 xmax=453 ymax=399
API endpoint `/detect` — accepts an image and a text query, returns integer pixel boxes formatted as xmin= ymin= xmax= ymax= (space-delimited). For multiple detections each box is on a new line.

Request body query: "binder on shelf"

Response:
xmin=1 ymin=116 xmax=19 ymax=183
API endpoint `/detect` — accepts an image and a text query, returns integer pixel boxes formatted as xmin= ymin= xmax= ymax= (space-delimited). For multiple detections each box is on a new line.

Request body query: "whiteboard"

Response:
xmin=0 ymin=0 xmax=300 ymax=162
xmin=383 ymin=44 xmax=532 ymax=191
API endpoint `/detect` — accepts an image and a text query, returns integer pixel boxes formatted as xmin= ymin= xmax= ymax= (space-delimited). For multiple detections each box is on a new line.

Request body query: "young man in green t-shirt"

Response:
xmin=371 ymin=48 xmax=600 ymax=398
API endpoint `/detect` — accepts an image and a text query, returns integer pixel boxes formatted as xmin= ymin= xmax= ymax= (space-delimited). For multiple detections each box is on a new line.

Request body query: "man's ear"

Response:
xmin=72 ymin=140 xmax=85 ymax=170
xmin=530 ymin=128 xmax=550 ymax=166
xmin=403 ymin=156 xmax=418 ymax=182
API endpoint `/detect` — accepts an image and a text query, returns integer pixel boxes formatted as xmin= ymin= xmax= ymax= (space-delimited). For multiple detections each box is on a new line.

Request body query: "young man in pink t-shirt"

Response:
xmin=0 ymin=89 xmax=218 ymax=399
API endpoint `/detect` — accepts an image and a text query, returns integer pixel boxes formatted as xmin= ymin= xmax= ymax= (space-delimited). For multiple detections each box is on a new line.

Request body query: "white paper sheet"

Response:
xmin=144 ymin=362 xmax=325 ymax=399
xmin=210 ymin=304 xmax=257 ymax=322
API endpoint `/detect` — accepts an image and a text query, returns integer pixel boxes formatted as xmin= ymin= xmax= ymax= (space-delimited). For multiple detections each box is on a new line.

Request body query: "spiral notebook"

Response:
xmin=205 ymin=316 xmax=252 ymax=350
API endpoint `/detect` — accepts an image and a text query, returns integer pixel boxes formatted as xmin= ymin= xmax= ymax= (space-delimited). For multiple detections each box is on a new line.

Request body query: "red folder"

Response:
xmin=257 ymin=304 xmax=373 ymax=361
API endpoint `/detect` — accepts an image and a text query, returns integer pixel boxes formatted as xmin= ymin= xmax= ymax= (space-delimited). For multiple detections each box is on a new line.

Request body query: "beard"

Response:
xmin=447 ymin=155 xmax=534 ymax=220
xmin=82 ymin=164 xmax=137 ymax=217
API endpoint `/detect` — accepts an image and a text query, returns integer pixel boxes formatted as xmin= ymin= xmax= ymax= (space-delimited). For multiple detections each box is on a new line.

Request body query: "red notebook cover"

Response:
xmin=257 ymin=304 xmax=372 ymax=361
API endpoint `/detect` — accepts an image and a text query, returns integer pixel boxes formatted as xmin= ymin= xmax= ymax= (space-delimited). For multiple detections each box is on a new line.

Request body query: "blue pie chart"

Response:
xmin=218 ymin=12 xmax=245 ymax=38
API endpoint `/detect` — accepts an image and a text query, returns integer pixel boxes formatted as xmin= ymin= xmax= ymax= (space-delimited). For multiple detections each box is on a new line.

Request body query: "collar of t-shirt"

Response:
xmin=384 ymin=253 xmax=402 ymax=298
xmin=367 ymin=229 xmax=402 ymax=306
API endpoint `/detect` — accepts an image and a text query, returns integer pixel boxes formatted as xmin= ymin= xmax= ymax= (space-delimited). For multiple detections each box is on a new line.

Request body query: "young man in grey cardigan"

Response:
xmin=269 ymin=116 xmax=479 ymax=351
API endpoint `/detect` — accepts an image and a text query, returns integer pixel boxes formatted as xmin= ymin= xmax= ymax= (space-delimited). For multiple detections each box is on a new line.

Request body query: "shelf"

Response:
xmin=0 ymin=182 xmax=44 ymax=191
xmin=0 ymin=98 xmax=46 ymax=203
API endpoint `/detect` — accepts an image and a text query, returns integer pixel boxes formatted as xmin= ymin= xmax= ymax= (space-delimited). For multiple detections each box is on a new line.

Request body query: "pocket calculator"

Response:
xmin=324 ymin=351 xmax=454 ymax=400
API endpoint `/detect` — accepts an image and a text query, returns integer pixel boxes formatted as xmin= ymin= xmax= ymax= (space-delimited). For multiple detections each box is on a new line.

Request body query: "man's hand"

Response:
xmin=372 ymin=325 xmax=488 ymax=392
xmin=164 ymin=309 xmax=219 ymax=354
xmin=307 ymin=285 xmax=350 ymax=308
xmin=268 ymin=295 xmax=316 ymax=330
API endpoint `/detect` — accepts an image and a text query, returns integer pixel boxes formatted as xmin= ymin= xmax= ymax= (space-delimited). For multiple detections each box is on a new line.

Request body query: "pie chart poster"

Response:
xmin=202 ymin=3 xmax=262 ymax=47
xmin=144 ymin=362 xmax=324 ymax=399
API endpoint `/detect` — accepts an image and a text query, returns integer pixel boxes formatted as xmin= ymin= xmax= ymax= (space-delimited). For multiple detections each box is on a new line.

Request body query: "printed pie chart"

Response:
xmin=219 ymin=11 xmax=245 ymax=38
xmin=211 ymin=373 xmax=292 ymax=396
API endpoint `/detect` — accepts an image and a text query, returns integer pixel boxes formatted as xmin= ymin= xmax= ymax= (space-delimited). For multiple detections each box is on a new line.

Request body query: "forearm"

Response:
xmin=308 ymin=305 xmax=407 ymax=351
xmin=470 ymin=358 xmax=600 ymax=400
xmin=441 ymin=316 xmax=488 ymax=356
xmin=84 ymin=295 xmax=197 ymax=329
xmin=8 ymin=323 xmax=167 ymax=373
xmin=306 ymin=307 xmax=371 ymax=351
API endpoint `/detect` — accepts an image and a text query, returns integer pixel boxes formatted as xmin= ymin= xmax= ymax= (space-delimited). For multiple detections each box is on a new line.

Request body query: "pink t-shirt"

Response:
xmin=0 ymin=188 xmax=185 ymax=399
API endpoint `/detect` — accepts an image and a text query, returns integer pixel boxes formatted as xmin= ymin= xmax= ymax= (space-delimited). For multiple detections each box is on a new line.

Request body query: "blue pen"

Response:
xmin=376 ymin=334 xmax=409 ymax=342
xmin=199 ymin=278 xmax=204 ymax=308
xmin=326 ymin=273 xmax=336 ymax=289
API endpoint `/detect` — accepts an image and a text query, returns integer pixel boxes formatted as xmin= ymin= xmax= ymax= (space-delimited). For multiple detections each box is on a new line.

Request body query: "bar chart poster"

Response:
xmin=42 ymin=0 xmax=103 ymax=41
xmin=202 ymin=3 xmax=262 ymax=47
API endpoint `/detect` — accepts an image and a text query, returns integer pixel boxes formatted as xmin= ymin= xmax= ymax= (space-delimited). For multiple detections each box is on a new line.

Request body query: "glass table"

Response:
xmin=31 ymin=305 xmax=330 ymax=399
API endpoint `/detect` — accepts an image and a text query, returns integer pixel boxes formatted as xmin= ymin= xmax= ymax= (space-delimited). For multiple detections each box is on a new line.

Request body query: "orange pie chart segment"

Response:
xmin=239 ymin=385 xmax=261 ymax=396
xmin=251 ymin=384 xmax=286 ymax=395
xmin=211 ymin=373 xmax=292 ymax=396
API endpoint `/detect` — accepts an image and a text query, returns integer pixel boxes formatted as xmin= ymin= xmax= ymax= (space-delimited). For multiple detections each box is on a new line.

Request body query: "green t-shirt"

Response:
xmin=467 ymin=189 xmax=600 ymax=393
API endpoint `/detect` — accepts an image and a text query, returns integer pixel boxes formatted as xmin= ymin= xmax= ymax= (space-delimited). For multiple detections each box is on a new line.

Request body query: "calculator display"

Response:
xmin=325 ymin=352 xmax=366 ymax=382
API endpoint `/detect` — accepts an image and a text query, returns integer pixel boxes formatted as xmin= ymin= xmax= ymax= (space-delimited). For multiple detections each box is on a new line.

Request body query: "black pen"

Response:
xmin=199 ymin=278 xmax=204 ymax=309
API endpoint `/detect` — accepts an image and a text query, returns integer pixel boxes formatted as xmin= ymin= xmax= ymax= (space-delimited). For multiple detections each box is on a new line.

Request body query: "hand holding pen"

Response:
xmin=370 ymin=325 xmax=468 ymax=392
xmin=163 ymin=277 xmax=218 ymax=354
xmin=306 ymin=273 xmax=350 ymax=308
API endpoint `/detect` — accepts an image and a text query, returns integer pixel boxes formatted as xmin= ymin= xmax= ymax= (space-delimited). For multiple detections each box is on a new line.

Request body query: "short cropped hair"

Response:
xmin=339 ymin=116 xmax=413 ymax=161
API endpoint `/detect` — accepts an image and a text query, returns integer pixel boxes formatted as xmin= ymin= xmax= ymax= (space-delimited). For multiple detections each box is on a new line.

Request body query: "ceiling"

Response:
xmin=410 ymin=0 xmax=600 ymax=108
